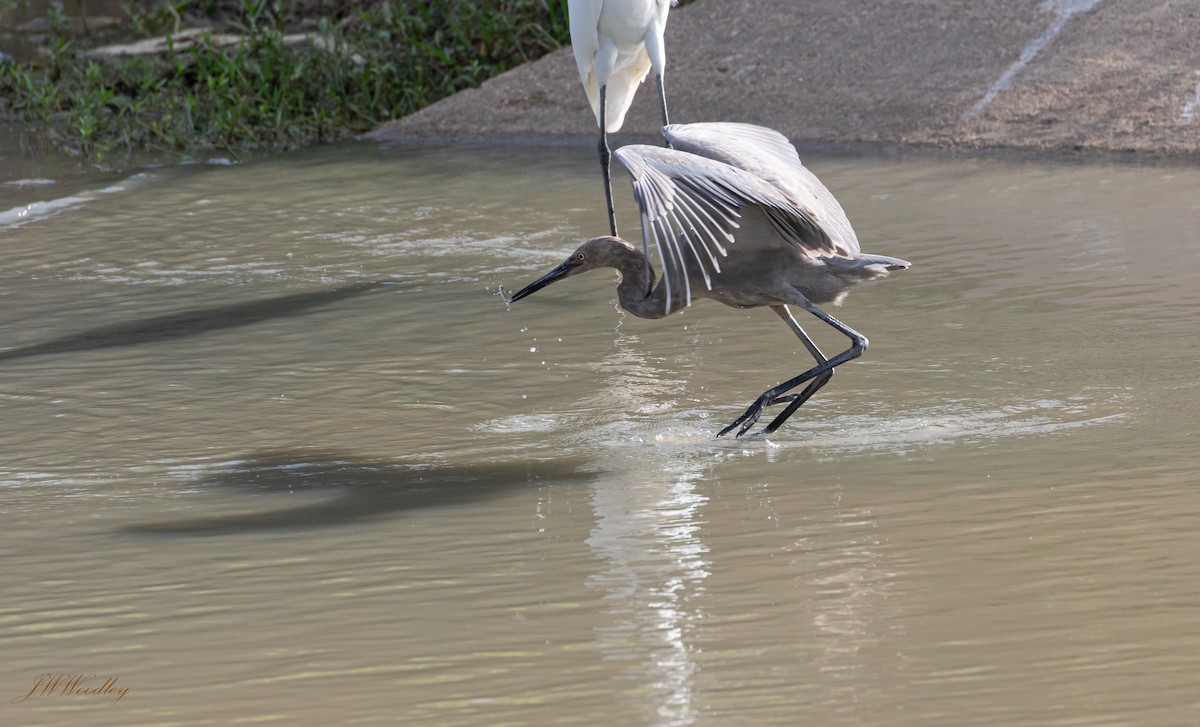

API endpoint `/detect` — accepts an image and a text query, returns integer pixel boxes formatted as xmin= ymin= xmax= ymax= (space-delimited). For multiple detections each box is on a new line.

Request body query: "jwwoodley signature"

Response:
xmin=12 ymin=673 xmax=130 ymax=705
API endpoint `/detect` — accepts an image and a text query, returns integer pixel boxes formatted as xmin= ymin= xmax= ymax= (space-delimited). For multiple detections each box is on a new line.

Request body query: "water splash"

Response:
xmin=0 ymin=173 xmax=152 ymax=230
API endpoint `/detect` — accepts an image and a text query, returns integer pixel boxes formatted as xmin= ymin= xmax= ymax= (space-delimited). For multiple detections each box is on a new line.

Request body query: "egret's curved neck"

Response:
xmin=609 ymin=247 xmax=675 ymax=320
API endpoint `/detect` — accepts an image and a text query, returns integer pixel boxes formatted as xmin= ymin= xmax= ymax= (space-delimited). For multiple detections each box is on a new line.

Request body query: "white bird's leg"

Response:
xmin=645 ymin=28 xmax=670 ymax=146
xmin=656 ymin=74 xmax=670 ymax=143
xmin=717 ymin=302 xmax=867 ymax=438
xmin=598 ymin=85 xmax=619 ymax=237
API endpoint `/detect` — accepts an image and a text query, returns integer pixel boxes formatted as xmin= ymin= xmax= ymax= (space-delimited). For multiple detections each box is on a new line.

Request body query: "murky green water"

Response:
xmin=2 ymin=139 xmax=1198 ymax=726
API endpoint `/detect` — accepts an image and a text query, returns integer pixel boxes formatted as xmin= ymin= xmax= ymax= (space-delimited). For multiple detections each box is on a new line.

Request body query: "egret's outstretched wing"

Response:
xmin=613 ymin=144 xmax=835 ymax=313
xmin=665 ymin=122 xmax=800 ymax=171
xmin=663 ymin=122 xmax=860 ymax=256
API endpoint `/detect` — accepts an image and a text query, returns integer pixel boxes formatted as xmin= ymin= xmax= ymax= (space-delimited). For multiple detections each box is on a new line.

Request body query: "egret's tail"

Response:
xmin=579 ymin=55 xmax=654 ymax=132
xmin=824 ymin=253 xmax=911 ymax=283
xmin=601 ymin=61 xmax=652 ymax=132
xmin=859 ymin=254 xmax=911 ymax=272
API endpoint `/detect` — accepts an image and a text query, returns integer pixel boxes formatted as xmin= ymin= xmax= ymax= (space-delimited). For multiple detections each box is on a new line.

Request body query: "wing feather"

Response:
xmin=614 ymin=143 xmax=832 ymax=314
xmin=663 ymin=122 xmax=860 ymax=256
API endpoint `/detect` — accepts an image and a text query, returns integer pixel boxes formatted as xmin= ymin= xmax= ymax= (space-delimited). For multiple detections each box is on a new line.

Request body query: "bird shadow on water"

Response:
xmin=121 ymin=450 xmax=595 ymax=537
xmin=0 ymin=280 xmax=400 ymax=362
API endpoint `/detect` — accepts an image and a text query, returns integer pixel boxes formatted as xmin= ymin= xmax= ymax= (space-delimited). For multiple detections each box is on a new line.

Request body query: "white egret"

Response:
xmin=569 ymin=0 xmax=674 ymax=237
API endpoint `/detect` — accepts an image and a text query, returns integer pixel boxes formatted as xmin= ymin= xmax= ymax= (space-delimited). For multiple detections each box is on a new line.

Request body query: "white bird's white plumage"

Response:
xmin=570 ymin=0 xmax=673 ymax=132
xmin=613 ymin=122 xmax=861 ymax=313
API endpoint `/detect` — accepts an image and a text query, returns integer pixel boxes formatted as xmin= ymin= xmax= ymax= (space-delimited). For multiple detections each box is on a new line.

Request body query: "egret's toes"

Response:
xmin=717 ymin=411 xmax=753 ymax=438
xmin=718 ymin=398 xmax=768 ymax=439
xmin=736 ymin=413 xmax=763 ymax=438
xmin=716 ymin=418 xmax=743 ymax=438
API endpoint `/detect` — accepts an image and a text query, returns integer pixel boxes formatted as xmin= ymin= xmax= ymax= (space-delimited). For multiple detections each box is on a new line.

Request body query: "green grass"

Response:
xmin=0 ymin=0 xmax=572 ymax=162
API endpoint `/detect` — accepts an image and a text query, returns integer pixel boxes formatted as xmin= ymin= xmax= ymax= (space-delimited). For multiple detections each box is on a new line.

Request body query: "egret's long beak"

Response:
xmin=510 ymin=258 xmax=581 ymax=303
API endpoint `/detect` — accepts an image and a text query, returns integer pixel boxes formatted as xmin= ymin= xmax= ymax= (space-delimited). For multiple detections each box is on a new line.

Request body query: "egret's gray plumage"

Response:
xmin=662 ymin=122 xmax=859 ymax=256
xmin=511 ymin=122 xmax=910 ymax=438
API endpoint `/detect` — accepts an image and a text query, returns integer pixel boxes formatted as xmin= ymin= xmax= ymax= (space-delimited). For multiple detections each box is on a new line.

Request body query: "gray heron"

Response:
xmin=511 ymin=122 xmax=910 ymax=438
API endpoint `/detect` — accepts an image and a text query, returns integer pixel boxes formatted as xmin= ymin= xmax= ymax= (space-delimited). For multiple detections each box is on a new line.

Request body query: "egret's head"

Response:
xmin=509 ymin=236 xmax=632 ymax=302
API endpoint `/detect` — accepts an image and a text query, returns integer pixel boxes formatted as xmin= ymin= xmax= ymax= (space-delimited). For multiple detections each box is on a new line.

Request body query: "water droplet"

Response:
xmin=521 ymin=394 xmax=528 ymax=399
xmin=530 ymin=347 xmax=537 ymax=352
xmin=520 ymin=327 xmax=528 ymax=333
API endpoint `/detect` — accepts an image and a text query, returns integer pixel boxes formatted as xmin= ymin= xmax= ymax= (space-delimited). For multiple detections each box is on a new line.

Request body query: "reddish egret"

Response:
xmin=570 ymin=0 xmax=673 ymax=237
xmin=511 ymin=122 xmax=910 ymax=438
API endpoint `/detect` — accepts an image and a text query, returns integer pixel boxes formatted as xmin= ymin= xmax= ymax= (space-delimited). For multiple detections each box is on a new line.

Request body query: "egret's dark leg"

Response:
xmin=761 ymin=375 xmax=831 ymax=434
xmin=773 ymin=305 xmax=824 ymax=360
xmin=598 ymin=85 xmax=618 ymax=237
xmin=717 ymin=302 xmax=867 ymax=438
xmin=656 ymin=74 xmax=671 ymax=148
xmin=760 ymin=306 xmax=834 ymax=434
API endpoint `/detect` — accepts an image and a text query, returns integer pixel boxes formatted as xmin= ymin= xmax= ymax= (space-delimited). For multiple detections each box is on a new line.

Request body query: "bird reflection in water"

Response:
xmin=580 ymin=330 xmax=712 ymax=726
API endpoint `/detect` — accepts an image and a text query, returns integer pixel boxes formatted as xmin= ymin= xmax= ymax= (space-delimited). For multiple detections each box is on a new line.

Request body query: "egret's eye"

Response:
xmin=575 ymin=253 xmax=586 ymax=262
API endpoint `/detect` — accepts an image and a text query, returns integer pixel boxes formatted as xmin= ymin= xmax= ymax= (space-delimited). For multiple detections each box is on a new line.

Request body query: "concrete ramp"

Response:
xmin=370 ymin=0 xmax=1200 ymax=157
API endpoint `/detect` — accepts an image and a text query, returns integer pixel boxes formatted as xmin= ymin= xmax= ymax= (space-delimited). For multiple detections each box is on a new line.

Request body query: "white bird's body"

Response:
xmin=570 ymin=0 xmax=672 ymax=132
xmin=569 ymin=0 xmax=674 ymax=237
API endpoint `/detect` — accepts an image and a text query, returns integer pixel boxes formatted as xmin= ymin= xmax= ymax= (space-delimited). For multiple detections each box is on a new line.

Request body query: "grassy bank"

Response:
xmin=0 ymin=0 xmax=570 ymax=162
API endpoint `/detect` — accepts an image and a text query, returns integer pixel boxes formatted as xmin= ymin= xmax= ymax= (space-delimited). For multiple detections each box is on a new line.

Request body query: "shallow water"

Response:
xmin=1 ymin=140 xmax=1198 ymax=726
